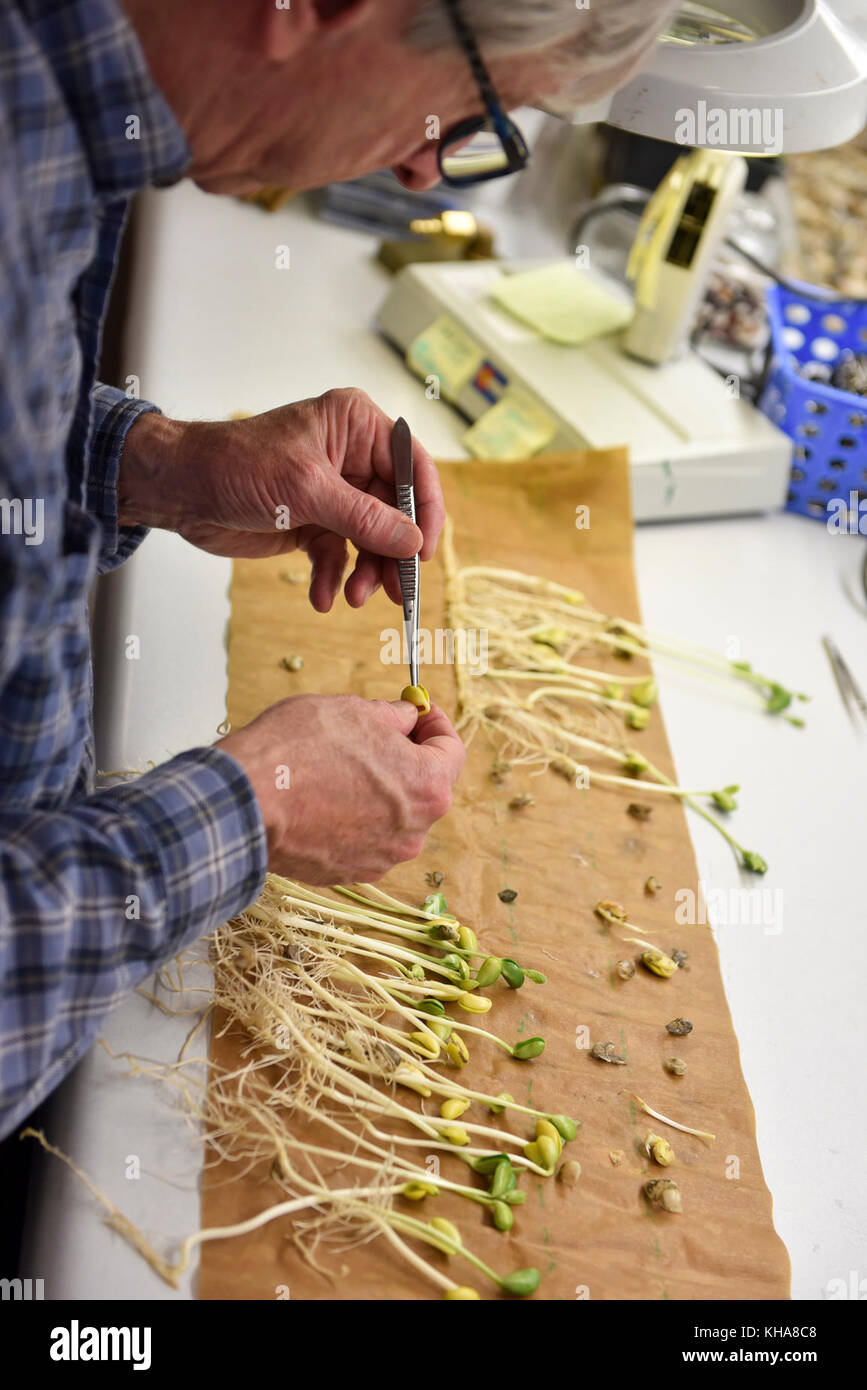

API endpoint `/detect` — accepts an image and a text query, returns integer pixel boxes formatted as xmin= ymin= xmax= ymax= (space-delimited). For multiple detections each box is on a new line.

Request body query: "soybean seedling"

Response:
xmin=441 ymin=518 xmax=795 ymax=871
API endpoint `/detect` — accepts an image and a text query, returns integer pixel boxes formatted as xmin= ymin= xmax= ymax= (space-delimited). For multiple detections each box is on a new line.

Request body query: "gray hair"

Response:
xmin=408 ymin=0 xmax=677 ymax=103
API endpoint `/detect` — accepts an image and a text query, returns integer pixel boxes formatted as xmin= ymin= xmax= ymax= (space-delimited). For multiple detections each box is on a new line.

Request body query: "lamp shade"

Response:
xmin=575 ymin=1 xmax=867 ymax=155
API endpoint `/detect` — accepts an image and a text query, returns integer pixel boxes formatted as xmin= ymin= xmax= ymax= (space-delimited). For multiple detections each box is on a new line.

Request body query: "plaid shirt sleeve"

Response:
xmin=0 ymin=746 xmax=268 ymax=1139
xmin=88 ymin=383 xmax=158 ymax=574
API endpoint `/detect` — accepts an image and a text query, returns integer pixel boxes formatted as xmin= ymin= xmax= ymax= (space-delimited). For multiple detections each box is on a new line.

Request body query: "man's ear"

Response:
xmin=262 ymin=0 xmax=375 ymax=61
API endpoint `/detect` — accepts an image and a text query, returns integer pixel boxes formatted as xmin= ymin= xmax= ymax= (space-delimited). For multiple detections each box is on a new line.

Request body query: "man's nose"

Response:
xmin=391 ymin=144 xmax=443 ymax=191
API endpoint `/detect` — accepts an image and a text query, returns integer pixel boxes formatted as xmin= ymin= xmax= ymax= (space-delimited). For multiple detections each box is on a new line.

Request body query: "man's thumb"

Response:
xmin=322 ymin=477 xmax=421 ymax=558
xmin=372 ymin=699 xmax=420 ymax=735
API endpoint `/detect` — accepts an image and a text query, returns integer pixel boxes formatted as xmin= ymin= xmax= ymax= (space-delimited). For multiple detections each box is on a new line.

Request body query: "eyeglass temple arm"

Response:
xmin=441 ymin=0 xmax=503 ymax=120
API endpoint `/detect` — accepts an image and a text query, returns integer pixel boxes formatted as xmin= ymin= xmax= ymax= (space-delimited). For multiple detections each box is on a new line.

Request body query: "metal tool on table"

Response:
xmin=391 ymin=417 xmax=420 ymax=689
xmin=822 ymin=634 xmax=867 ymax=729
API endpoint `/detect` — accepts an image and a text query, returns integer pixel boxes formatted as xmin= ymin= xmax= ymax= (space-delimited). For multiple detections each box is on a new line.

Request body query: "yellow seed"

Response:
xmin=532 ymin=625 xmax=569 ymax=649
xmin=641 ymin=948 xmax=678 ymax=979
xmin=535 ymin=1118 xmax=563 ymax=1154
xmin=536 ymin=1135 xmax=559 ymax=1170
xmin=645 ymin=1132 xmax=676 ymax=1167
xmin=457 ymin=992 xmax=492 ymax=1014
xmin=445 ymin=1035 xmax=469 ymax=1066
xmin=523 ymin=1140 xmax=543 ymax=1166
xmin=488 ymin=1091 xmax=514 ymax=1114
xmin=401 ymin=684 xmax=431 ymax=716
xmin=409 ymin=1030 xmax=441 ymax=1058
xmin=594 ymin=899 xmax=628 ymax=924
xmin=444 ymin=1286 xmax=480 ymax=1300
xmin=440 ymin=1097 xmax=470 ymax=1120
xmin=402 ymin=1181 xmax=438 ymax=1200
xmin=457 ymin=925 xmax=478 ymax=953
xmin=394 ymin=1063 xmax=432 ymax=1097
xmin=558 ymin=1159 xmax=582 ymax=1186
xmin=430 ymin=1217 xmax=462 ymax=1252
xmin=439 ymin=1124 xmax=470 ymax=1146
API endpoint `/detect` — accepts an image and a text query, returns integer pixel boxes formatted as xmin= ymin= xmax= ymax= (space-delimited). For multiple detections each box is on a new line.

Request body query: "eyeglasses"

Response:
xmin=437 ymin=0 xmax=530 ymax=187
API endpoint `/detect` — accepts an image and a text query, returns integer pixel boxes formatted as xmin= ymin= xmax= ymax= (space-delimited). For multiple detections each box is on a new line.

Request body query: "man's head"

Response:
xmin=122 ymin=0 xmax=675 ymax=195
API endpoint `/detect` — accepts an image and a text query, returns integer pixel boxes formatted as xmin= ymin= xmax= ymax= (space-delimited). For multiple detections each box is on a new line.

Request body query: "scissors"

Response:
xmin=391 ymin=417 xmax=420 ymax=689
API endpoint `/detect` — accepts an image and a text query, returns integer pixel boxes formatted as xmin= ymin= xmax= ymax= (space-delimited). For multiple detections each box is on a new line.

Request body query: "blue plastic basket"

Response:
xmin=759 ymin=283 xmax=867 ymax=521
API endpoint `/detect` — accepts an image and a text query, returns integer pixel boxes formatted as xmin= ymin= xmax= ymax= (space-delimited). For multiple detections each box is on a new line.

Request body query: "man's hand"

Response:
xmin=118 ymin=389 xmax=443 ymax=610
xmin=219 ymin=694 xmax=465 ymax=884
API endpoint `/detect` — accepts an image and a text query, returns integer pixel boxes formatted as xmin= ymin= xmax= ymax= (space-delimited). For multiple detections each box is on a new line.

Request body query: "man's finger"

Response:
xmin=321 ymin=475 xmax=422 ymax=559
xmin=306 ymin=531 xmax=349 ymax=612
xmin=344 ymin=476 xmax=396 ymax=607
xmin=369 ymin=698 xmax=420 ymax=736
xmin=344 ymin=549 xmax=382 ymax=608
xmin=381 ymin=556 xmax=402 ymax=606
xmin=364 ymin=406 xmax=443 ymax=563
xmin=410 ymin=435 xmax=445 ymax=562
xmin=411 ymin=702 xmax=466 ymax=783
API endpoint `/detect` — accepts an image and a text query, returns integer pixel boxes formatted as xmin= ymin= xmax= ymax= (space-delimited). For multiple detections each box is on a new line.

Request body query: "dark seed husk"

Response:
xmin=644 ymin=1178 xmax=683 ymax=1213
xmin=590 ymin=1041 xmax=626 ymax=1065
xmin=666 ymin=1017 xmax=693 ymax=1036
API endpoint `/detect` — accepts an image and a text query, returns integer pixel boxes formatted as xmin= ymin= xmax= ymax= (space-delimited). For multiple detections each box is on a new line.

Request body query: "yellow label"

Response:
xmin=463 ymin=388 xmax=557 ymax=461
xmin=407 ymin=315 xmax=485 ymax=399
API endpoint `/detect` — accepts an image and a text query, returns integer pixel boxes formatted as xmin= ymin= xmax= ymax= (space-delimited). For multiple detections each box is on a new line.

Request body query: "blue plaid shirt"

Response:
xmin=0 ymin=0 xmax=268 ymax=1138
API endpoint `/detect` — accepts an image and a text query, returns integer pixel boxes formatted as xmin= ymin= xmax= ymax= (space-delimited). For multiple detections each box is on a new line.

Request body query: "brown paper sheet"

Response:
xmin=201 ymin=448 xmax=791 ymax=1300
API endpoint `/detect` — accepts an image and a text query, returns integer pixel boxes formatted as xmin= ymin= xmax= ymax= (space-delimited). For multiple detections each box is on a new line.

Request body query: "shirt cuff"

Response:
xmin=101 ymin=744 xmax=269 ymax=947
xmin=87 ymin=384 xmax=158 ymax=574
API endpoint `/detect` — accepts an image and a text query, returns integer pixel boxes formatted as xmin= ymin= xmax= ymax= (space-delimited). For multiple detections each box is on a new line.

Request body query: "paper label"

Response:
xmin=463 ymin=387 xmax=557 ymax=461
xmin=406 ymin=315 xmax=485 ymax=399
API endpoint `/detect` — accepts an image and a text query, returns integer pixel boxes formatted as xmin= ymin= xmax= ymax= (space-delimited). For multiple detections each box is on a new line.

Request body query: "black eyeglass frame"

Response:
xmin=437 ymin=0 xmax=530 ymax=187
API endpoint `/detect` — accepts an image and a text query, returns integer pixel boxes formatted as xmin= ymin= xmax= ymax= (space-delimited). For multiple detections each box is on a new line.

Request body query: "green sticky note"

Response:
xmin=463 ymin=388 xmax=557 ymax=461
xmin=490 ymin=261 xmax=633 ymax=346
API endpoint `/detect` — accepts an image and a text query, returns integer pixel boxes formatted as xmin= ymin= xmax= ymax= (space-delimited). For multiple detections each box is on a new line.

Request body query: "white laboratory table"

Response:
xmin=20 ymin=182 xmax=866 ymax=1303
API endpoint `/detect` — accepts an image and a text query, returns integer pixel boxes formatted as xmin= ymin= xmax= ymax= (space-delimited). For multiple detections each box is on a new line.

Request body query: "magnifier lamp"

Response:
xmin=582 ymin=1 xmax=867 ymax=365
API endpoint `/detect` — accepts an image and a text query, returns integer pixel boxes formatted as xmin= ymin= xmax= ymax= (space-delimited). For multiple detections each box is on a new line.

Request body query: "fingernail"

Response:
xmin=389 ymin=518 xmax=417 ymax=549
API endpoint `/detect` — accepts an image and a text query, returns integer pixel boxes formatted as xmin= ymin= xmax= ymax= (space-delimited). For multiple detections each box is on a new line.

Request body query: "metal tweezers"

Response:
xmin=391 ymin=418 xmax=419 ymax=688
xmin=822 ymin=634 xmax=867 ymax=728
